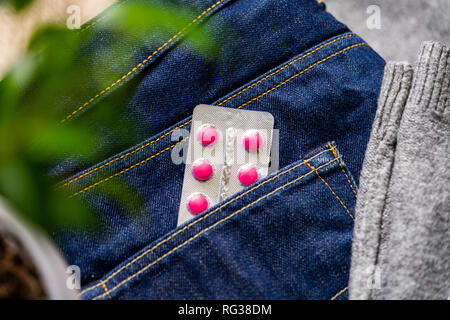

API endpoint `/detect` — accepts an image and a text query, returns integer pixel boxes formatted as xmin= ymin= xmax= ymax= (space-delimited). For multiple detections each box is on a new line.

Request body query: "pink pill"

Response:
xmin=243 ymin=130 xmax=263 ymax=152
xmin=197 ymin=124 xmax=218 ymax=146
xmin=187 ymin=193 xmax=209 ymax=215
xmin=192 ymin=159 xmax=213 ymax=181
xmin=238 ymin=164 xmax=259 ymax=186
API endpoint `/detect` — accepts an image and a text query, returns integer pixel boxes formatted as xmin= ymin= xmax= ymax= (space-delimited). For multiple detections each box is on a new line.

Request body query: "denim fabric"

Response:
xmin=55 ymin=0 xmax=350 ymax=179
xmin=55 ymin=0 xmax=385 ymax=299
xmin=82 ymin=142 xmax=357 ymax=300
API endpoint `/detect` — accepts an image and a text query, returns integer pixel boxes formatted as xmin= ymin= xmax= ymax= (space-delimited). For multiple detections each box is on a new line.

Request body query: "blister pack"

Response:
xmin=177 ymin=105 xmax=275 ymax=226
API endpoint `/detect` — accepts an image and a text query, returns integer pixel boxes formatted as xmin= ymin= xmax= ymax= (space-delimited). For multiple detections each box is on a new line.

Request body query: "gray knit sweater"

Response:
xmin=350 ymin=41 xmax=450 ymax=300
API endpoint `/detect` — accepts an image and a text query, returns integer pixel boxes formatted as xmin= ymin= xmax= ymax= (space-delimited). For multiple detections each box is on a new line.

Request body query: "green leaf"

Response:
xmin=0 ymin=0 xmax=34 ymax=11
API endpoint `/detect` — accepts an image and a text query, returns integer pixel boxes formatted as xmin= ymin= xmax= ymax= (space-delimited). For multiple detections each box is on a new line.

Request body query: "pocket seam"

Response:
xmin=100 ymin=280 xmax=112 ymax=300
xmin=330 ymin=286 xmax=348 ymax=300
xmin=303 ymin=158 xmax=354 ymax=220
xmin=329 ymin=142 xmax=358 ymax=199
xmin=79 ymin=147 xmax=335 ymax=297
xmin=69 ymin=138 xmax=188 ymax=198
xmin=91 ymin=157 xmax=339 ymax=300
xmin=215 ymin=34 xmax=355 ymax=107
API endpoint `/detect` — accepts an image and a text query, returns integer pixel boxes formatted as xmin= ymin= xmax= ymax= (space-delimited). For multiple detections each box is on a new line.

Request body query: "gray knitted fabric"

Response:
xmin=349 ymin=62 xmax=413 ymax=300
xmin=350 ymin=41 xmax=450 ymax=300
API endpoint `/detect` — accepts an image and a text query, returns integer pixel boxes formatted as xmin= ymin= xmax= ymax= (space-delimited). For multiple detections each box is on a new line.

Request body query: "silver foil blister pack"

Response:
xmin=177 ymin=105 xmax=274 ymax=226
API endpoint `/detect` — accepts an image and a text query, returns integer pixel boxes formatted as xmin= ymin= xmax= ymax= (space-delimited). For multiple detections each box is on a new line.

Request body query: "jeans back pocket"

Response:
xmin=80 ymin=141 xmax=357 ymax=300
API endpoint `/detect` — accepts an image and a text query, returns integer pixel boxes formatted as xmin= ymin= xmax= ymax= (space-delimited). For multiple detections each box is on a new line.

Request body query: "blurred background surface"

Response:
xmin=326 ymin=0 xmax=450 ymax=62
xmin=0 ymin=0 xmax=115 ymax=78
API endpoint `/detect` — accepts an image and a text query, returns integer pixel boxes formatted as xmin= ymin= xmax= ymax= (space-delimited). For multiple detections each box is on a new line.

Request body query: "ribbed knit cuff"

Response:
xmin=349 ymin=62 xmax=413 ymax=301
xmin=411 ymin=41 xmax=450 ymax=121
xmin=373 ymin=62 xmax=413 ymax=143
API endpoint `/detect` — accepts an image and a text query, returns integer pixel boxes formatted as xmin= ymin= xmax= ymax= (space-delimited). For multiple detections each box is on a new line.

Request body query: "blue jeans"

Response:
xmin=56 ymin=0 xmax=385 ymax=299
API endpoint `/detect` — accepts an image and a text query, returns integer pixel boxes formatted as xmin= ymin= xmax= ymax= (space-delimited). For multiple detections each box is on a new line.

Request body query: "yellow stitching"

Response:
xmin=60 ymin=0 xmax=226 ymax=124
xmin=328 ymin=142 xmax=358 ymax=198
xmin=69 ymin=42 xmax=367 ymax=195
xmin=235 ymin=43 xmax=367 ymax=110
xmin=70 ymin=137 xmax=188 ymax=197
xmin=216 ymin=34 xmax=355 ymax=107
xmin=100 ymin=280 xmax=112 ymax=300
xmin=79 ymin=148 xmax=333 ymax=296
xmin=62 ymin=35 xmax=357 ymax=188
xmin=92 ymin=158 xmax=338 ymax=300
xmin=330 ymin=286 xmax=348 ymax=300
xmin=303 ymin=159 xmax=354 ymax=220
xmin=60 ymin=120 xmax=192 ymax=188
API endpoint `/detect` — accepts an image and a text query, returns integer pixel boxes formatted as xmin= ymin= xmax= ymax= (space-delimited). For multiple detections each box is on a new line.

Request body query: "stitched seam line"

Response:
xmin=69 ymin=138 xmax=188 ymax=198
xmin=79 ymin=148 xmax=333 ymax=296
xmin=62 ymin=34 xmax=357 ymax=187
xmin=70 ymin=43 xmax=367 ymax=196
xmin=233 ymin=43 xmax=367 ymax=111
xmin=216 ymin=34 xmax=355 ymax=107
xmin=328 ymin=142 xmax=357 ymax=198
xmin=60 ymin=0 xmax=226 ymax=124
xmin=303 ymin=159 xmax=354 ymax=220
xmin=100 ymin=280 xmax=112 ymax=300
xmin=330 ymin=286 xmax=348 ymax=300
xmin=92 ymin=158 xmax=338 ymax=300
xmin=60 ymin=120 xmax=192 ymax=188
